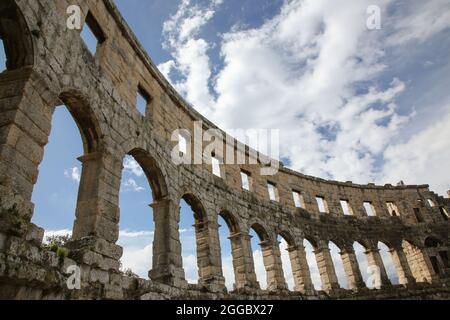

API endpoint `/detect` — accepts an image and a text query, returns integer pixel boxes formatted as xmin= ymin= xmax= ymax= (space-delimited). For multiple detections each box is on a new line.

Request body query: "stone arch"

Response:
xmin=0 ymin=0 xmax=34 ymax=70
xmin=117 ymin=148 xmax=170 ymax=276
xmin=59 ymin=90 xmax=103 ymax=154
xmin=278 ymin=230 xmax=295 ymax=247
xmin=219 ymin=210 xmax=240 ymax=234
xmin=179 ymin=192 xmax=224 ymax=289
xmin=181 ymin=193 xmax=207 ymax=223
xmin=127 ymin=148 xmax=168 ymax=201
xmin=248 ymin=222 xmax=275 ymax=290
xmin=218 ymin=210 xmax=239 ymax=290
xmin=249 ymin=222 xmax=271 ymax=242
xmin=303 ymin=237 xmax=321 ymax=290
xmin=277 ymin=231 xmax=297 ymax=290
xmin=328 ymin=241 xmax=348 ymax=289
xmin=52 ymin=90 xmax=114 ymax=242
xmin=377 ymin=241 xmax=399 ymax=285
xmin=402 ymin=239 xmax=434 ymax=283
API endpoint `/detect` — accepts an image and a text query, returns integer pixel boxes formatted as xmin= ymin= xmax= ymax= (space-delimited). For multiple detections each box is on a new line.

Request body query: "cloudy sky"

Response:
xmin=3 ymin=0 xmax=449 ymax=290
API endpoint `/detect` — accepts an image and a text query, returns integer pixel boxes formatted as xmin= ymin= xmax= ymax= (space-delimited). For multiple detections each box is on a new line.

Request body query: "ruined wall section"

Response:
xmin=0 ymin=0 xmax=449 ymax=299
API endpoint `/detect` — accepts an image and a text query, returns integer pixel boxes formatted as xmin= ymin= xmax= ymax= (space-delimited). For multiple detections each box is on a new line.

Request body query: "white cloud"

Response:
xmin=43 ymin=229 xmax=72 ymax=244
xmin=123 ymin=156 xmax=144 ymax=177
xmin=386 ymin=0 xmax=450 ymax=46
xmin=160 ymin=0 xmax=450 ymax=196
xmin=123 ymin=178 xmax=145 ymax=192
xmin=64 ymin=167 xmax=80 ymax=182
xmin=382 ymin=107 xmax=450 ymax=195
xmin=157 ymin=60 xmax=176 ymax=81
xmin=120 ymin=230 xmax=154 ymax=238
xmin=183 ymin=254 xmax=199 ymax=284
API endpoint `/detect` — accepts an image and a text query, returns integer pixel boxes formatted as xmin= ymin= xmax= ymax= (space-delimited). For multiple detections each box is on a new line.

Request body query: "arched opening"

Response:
xmin=0 ymin=0 xmax=34 ymax=71
xmin=278 ymin=233 xmax=295 ymax=290
xmin=402 ymin=240 xmax=433 ymax=283
xmin=378 ymin=242 xmax=399 ymax=285
xmin=353 ymin=241 xmax=370 ymax=288
xmin=118 ymin=149 xmax=166 ymax=278
xmin=218 ymin=211 xmax=238 ymax=291
xmin=31 ymin=106 xmax=83 ymax=242
xmin=32 ymin=92 xmax=101 ymax=248
xmin=249 ymin=224 xmax=270 ymax=289
xmin=303 ymin=238 xmax=321 ymax=290
xmin=329 ymin=242 xmax=348 ymax=289
xmin=179 ymin=194 xmax=209 ymax=285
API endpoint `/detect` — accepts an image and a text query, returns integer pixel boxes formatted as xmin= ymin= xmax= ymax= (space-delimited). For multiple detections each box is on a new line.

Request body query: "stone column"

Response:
xmin=0 ymin=68 xmax=55 ymax=235
xmin=229 ymin=232 xmax=259 ymax=290
xmin=287 ymin=244 xmax=315 ymax=293
xmin=389 ymin=246 xmax=416 ymax=285
xmin=340 ymin=245 xmax=366 ymax=290
xmin=149 ymin=198 xmax=187 ymax=288
xmin=365 ymin=246 xmax=391 ymax=288
xmin=195 ymin=219 xmax=225 ymax=292
xmin=260 ymin=239 xmax=288 ymax=291
xmin=314 ymin=240 xmax=340 ymax=292
xmin=72 ymin=152 xmax=121 ymax=242
xmin=68 ymin=151 xmax=123 ymax=271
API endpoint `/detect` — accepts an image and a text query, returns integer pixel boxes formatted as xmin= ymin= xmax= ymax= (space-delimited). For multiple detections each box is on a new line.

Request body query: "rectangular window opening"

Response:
xmin=137 ymin=85 xmax=151 ymax=116
xmin=293 ymin=191 xmax=305 ymax=209
xmin=316 ymin=196 xmax=328 ymax=213
xmin=386 ymin=202 xmax=400 ymax=217
xmin=81 ymin=12 xmax=106 ymax=56
xmin=267 ymin=182 xmax=279 ymax=202
xmin=363 ymin=201 xmax=376 ymax=216
xmin=178 ymin=133 xmax=188 ymax=155
xmin=427 ymin=199 xmax=436 ymax=207
xmin=340 ymin=200 xmax=353 ymax=216
xmin=212 ymin=156 xmax=221 ymax=178
xmin=240 ymin=170 xmax=251 ymax=191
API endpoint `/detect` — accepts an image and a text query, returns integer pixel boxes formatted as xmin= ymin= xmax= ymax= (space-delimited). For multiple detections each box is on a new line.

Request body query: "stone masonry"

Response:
xmin=0 ymin=0 xmax=449 ymax=300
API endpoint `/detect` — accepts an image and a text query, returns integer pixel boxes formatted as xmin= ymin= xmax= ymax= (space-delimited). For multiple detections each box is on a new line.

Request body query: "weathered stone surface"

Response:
xmin=0 ymin=0 xmax=449 ymax=300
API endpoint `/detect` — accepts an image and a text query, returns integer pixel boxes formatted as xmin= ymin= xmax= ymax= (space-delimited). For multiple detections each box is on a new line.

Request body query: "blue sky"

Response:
xmin=2 ymin=0 xmax=449 ymax=290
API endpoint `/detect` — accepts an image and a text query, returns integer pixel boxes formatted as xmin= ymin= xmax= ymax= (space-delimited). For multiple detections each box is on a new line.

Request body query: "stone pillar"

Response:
xmin=287 ymin=244 xmax=315 ymax=293
xmin=340 ymin=245 xmax=366 ymax=290
xmin=149 ymin=198 xmax=187 ymax=287
xmin=195 ymin=219 xmax=225 ymax=292
xmin=365 ymin=246 xmax=391 ymax=288
xmin=67 ymin=151 xmax=124 ymax=271
xmin=229 ymin=232 xmax=259 ymax=290
xmin=0 ymin=68 xmax=55 ymax=234
xmin=260 ymin=239 xmax=288 ymax=291
xmin=314 ymin=241 xmax=340 ymax=292
xmin=72 ymin=152 xmax=121 ymax=242
xmin=389 ymin=246 xmax=416 ymax=285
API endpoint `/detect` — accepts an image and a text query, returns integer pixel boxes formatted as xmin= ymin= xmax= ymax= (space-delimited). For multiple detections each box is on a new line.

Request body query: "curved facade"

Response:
xmin=0 ymin=0 xmax=449 ymax=299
